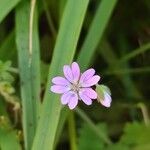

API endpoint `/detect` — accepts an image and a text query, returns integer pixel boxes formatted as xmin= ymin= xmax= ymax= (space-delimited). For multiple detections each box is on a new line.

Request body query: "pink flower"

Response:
xmin=50 ymin=62 xmax=100 ymax=109
xmin=100 ymin=92 xmax=112 ymax=107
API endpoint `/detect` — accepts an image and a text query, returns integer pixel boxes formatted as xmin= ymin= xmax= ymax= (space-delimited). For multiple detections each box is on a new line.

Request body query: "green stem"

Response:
xmin=137 ymin=103 xmax=150 ymax=126
xmin=119 ymin=43 xmax=150 ymax=63
xmin=103 ymin=67 xmax=150 ymax=75
xmin=76 ymin=108 xmax=112 ymax=145
xmin=68 ymin=112 xmax=77 ymax=150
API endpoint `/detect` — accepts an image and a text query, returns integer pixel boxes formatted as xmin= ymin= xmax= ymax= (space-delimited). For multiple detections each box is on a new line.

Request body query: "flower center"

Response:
xmin=71 ymin=83 xmax=81 ymax=93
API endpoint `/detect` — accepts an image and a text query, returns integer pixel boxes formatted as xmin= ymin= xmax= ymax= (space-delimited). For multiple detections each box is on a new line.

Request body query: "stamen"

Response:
xmin=71 ymin=83 xmax=80 ymax=93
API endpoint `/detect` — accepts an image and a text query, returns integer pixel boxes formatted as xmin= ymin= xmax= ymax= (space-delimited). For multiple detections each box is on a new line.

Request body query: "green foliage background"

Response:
xmin=0 ymin=0 xmax=150 ymax=150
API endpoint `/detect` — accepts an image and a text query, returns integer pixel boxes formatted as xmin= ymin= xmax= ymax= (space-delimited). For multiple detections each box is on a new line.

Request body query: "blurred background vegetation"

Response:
xmin=0 ymin=0 xmax=150 ymax=150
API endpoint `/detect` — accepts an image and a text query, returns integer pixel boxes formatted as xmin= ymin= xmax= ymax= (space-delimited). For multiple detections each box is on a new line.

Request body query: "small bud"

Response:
xmin=96 ymin=84 xmax=112 ymax=108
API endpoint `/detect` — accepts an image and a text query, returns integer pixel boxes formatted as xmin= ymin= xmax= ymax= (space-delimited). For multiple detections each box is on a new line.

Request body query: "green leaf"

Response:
xmin=49 ymin=0 xmax=117 ymax=147
xmin=0 ymin=61 xmax=14 ymax=82
xmin=106 ymin=143 xmax=129 ymax=150
xmin=0 ymin=100 xmax=21 ymax=150
xmin=120 ymin=122 xmax=150 ymax=148
xmin=0 ymin=127 xmax=21 ymax=150
xmin=106 ymin=122 xmax=150 ymax=150
xmin=52 ymin=1 xmax=118 ymax=147
xmin=0 ymin=0 xmax=20 ymax=23
xmin=32 ymin=1 xmax=89 ymax=150
xmin=15 ymin=1 xmax=41 ymax=149
xmin=76 ymin=108 xmax=112 ymax=145
xmin=54 ymin=108 xmax=69 ymax=149
xmin=40 ymin=61 xmax=49 ymax=84
xmin=0 ymin=61 xmax=11 ymax=73
xmin=78 ymin=123 xmax=107 ymax=150
xmin=0 ymin=31 xmax=17 ymax=65
xmin=133 ymin=144 xmax=150 ymax=150
xmin=77 ymin=0 xmax=118 ymax=70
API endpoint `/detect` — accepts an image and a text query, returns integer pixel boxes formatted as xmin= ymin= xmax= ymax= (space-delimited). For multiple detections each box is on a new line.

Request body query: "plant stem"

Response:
xmin=68 ymin=112 xmax=77 ymax=150
xmin=76 ymin=108 xmax=112 ymax=145
xmin=119 ymin=43 xmax=150 ymax=63
xmin=104 ymin=67 xmax=150 ymax=75
xmin=137 ymin=103 xmax=150 ymax=126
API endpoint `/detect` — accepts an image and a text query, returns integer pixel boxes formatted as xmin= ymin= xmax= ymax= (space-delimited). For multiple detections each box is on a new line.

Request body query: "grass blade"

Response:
xmin=32 ymin=1 xmax=89 ymax=149
xmin=119 ymin=43 xmax=150 ymax=63
xmin=99 ymin=40 xmax=142 ymax=99
xmin=68 ymin=112 xmax=77 ymax=150
xmin=0 ymin=0 xmax=20 ymax=23
xmin=53 ymin=1 xmax=118 ymax=145
xmin=54 ymin=108 xmax=69 ymax=149
xmin=104 ymin=67 xmax=150 ymax=75
xmin=77 ymin=0 xmax=118 ymax=70
xmin=15 ymin=1 xmax=40 ymax=149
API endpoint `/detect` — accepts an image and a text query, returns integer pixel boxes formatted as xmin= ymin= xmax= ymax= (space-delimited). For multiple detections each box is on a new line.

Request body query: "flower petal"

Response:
xmin=79 ymin=91 xmax=92 ymax=105
xmin=52 ymin=76 xmax=70 ymax=86
xmin=100 ymin=93 xmax=112 ymax=107
xmin=68 ymin=92 xmax=78 ymax=109
xmin=81 ymin=75 xmax=100 ymax=87
xmin=50 ymin=85 xmax=70 ymax=94
xmin=61 ymin=91 xmax=75 ymax=105
xmin=80 ymin=88 xmax=97 ymax=99
xmin=63 ymin=65 xmax=74 ymax=83
xmin=79 ymin=68 xmax=95 ymax=84
xmin=71 ymin=62 xmax=80 ymax=82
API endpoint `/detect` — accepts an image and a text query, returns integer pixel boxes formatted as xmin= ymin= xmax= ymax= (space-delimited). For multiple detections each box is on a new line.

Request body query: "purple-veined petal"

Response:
xmin=68 ymin=92 xmax=78 ymax=109
xmin=63 ymin=65 xmax=74 ymax=83
xmin=79 ymin=68 xmax=95 ymax=84
xmin=71 ymin=62 xmax=80 ymax=82
xmin=52 ymin=76 xmax=70 ymax=86
xmin=79 ymin=91 xmax=92 ymax=105
xmin=80 ymin=88 xmax=97 ymax=99
xmin=100 ymin=93 xmax=112 ymax=107
xmin=61 ymin=91 xmax=75 ymax=105
xmin=81 ymin=75 xmax=100 ymax=87
xmin=50 ymin=85 xmax=70 ymax=94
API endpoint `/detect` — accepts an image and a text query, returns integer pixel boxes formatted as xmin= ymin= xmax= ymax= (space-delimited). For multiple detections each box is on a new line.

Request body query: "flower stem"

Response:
xmin=76 ymin=108 xmax=112 ymax=145
xmin=68 ymin=111 xmax=77 ymax=150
